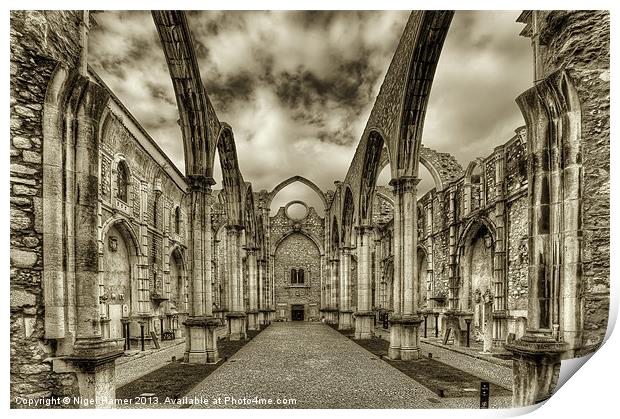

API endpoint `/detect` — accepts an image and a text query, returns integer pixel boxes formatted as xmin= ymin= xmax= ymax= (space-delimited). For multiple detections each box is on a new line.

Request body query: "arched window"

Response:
xmin=117 ymin=161 xmax=129 ymax=203
xmin=174 ymin=207 xmax=181 ymax=234
xmin=290 ymin=268 xmax=297 ymax=284
xmin=298 ymin=269 xmax=304 ymax=284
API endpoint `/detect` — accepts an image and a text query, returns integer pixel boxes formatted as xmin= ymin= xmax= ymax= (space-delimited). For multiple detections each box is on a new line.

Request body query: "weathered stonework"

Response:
xmin=10 ymin=10 xmax=83 ymax=406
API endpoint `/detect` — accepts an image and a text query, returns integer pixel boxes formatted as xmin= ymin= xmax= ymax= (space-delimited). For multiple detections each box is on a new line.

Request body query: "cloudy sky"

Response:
xmin=89 ymin=10 xmax=532 ymax=213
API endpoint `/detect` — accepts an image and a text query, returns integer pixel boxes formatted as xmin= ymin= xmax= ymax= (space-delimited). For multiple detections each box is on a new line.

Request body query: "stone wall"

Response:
xmin=518 ymin=10 xmax=610 ymax=356
xmin=506 ymin=197 xmax=528 ymax=311
xmin=97 ymin=74 xmax=189 ymax=338
xmin=270 ymin=204 xmax=324 ymax=321
xmin=543 ymin=11 xmax=610 ymax=355
xmin=10 ymin=10 xmax=83 ymax=406
xmin=273 ymin=233 xmax=322 ymax=321
xmin=375 ymin=128 xmax=530 ymax=342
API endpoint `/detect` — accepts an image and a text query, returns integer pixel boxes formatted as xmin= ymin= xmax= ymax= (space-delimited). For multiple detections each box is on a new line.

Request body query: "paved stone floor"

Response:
xmin=186 ymin=322 xmax=442 ymax=408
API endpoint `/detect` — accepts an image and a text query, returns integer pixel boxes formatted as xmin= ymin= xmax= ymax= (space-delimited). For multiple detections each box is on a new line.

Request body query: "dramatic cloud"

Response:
xmin=89 ymin=10 xmax=531 ymax=211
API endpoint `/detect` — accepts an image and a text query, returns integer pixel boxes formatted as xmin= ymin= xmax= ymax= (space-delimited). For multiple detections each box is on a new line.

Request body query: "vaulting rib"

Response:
xmin=152 ymin=11 xmax=215 ymax=178
xmin=399 ymin=11 xmax=453 ymax=174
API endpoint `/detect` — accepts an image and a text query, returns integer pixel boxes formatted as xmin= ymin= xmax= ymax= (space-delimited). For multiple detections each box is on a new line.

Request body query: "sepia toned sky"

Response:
xmin=89 ymin=10 xmax=532 ymax=213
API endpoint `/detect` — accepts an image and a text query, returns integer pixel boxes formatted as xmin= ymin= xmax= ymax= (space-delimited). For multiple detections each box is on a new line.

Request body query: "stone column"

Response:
xmin=257 ymin=259 xmax=266 ymax=325
xmin=183 ymin=177 xmax=220 ymax=364
xmin=338 ymin=247 xmax=353 ymax=330
xmin=355 ymin=226 xmax=374 ymax=339
xmin=329 ymin=257 xmax=339 ymax=324
xmin=447 ymin=186 xmax=458 ymax=312
xmin=505 ymin=70 xmax=581 ymax=406
xmin=319 ymin=254 xmax=325 ymax=314
xmin=246 ymin=247 xmax=259 ymax=331
xmin=388 ymin=178 xmax=402 ymax=359
xmin=226 ymin=225 xmax=246 ymax=340
xmin=61 ymin=81 xmax=123 ymax=408
xmin=493 ymin=148 xmax=507 ymax=345
xmin=397 ymin=176 xmax=422 ymax=360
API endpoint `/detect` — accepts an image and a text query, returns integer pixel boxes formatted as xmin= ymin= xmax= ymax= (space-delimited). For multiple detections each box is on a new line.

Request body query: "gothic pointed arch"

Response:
xmin=243 ymin=183 xmax=258 ymax=248
xmin=396 ymin=11 xmax=453 ymax=177
xmin=272 ymin=229 xmax=325 ymax=257
xmin=341 ymin=186 xmax=355 ymax=247
xmin=99 ymin=215 xmax=143 ymax=259
xmin=359 ymin=130 xmax=387 ymax=225
xmin=331 ymin=216 xmax=340 ymax=256
xmin=216 ymin=124 xmax=245 ymax=225
xmin=152 ymin=11 xmax=220 ymax=178
xmin=268 ymin=175 xmax=327 ymax=209
xmin=419 ymin=146 xmax=464 ymax=191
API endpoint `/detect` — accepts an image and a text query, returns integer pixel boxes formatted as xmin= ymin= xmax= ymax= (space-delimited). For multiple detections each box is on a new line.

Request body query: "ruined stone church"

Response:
xmin=10 ymin=10 xmax=610 ymax=408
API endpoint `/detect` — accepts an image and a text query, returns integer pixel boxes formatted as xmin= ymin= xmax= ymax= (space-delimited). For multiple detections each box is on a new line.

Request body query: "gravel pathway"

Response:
xmin=186 ymin=322 xmax=443 ymax=408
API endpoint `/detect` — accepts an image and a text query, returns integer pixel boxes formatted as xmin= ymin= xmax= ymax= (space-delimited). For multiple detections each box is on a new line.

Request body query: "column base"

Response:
xmin=388 ymin=316 xmax=402 ymax=360
xmin=338 ymin=310 xmax=353 ymax=330
xmin=258 ymin=310 xmax=268 ymax=326
xmin=65 ymin=337 xmax=124 ymax=408
xmin=354 ymin=311 xmax=374 ymax=339
xmin=505 ymin=330 xmax=568 ymax=407
xmin=183 ymin=317 xmax=222 ymax=364
xmin=400 ymin=316 xmax=422 ymax=361
xmin=226 ymin=312 xmax=247 ymax=341
xmin=324 ymin=308 xmax=338 ymax=325
xmin=247 ymin=310 xmax=259 ymax=331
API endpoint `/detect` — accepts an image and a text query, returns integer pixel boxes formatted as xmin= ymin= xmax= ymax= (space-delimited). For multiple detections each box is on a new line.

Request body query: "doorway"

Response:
xmin=291 ymin=305 xmax=304 ymax=321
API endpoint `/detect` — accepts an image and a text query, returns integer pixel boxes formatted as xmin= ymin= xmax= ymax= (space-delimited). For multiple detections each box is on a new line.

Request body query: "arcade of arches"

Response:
xmin=9 ymin=10 xmax=610 ymax=409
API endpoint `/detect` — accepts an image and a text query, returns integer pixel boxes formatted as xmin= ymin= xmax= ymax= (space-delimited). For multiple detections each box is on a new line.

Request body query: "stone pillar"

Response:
xmin=355 ymin=226 xmax=374 ymax=339
xmin=226 ymin=225 xmax=247 ymax=340
xmin=257 ymin=259 xmax=266 ymax=325
xmin=329 ymin=257 xmax=339 ymax=324
xmin=506 ymin=70 xmax=581 ymax=406
xmin=338 ymin=247 xmax=353 ymax=330
xmin=397 ymin=176 xmax=422 ymax=360
xmin=388 ymin=178 xmax=402 ymax=359
xmin=246 ymin=248 xmax=259 ymax=331
xmin=183 ymin=177 xmax=220 ymax=364
xmin=424 ymin=200 xmax=434 ymax=306
xmin=447 ymin=185 xmax=458 ymax=312
xmin=61 ymin=81 xmax=123 ymax=407
xmin=493 ymin=148 xmax=508 ymax=345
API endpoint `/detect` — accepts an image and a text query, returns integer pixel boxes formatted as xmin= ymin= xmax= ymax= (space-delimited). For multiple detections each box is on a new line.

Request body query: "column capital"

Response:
xmin=187 ymin=175 xmax=216 ymax=191
xmin=225 ymin=224 xmax=245 ymax=234
xmin=354 ymin=224 xmax=374 ymax=234
xmin=389 ymin=176 xmax=421 ymax=193
xmin=340 ymin=245 xmax=353 ymax=253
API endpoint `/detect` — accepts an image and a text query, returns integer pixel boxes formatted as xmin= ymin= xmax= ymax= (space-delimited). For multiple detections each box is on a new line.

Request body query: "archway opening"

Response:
xmin=101 ymin=224 xmax=133 ymax=340
xmin=270 ymin=181 xmax=324 ymax=217
xmin=460 ymin=224 xmax=494 ymax=351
